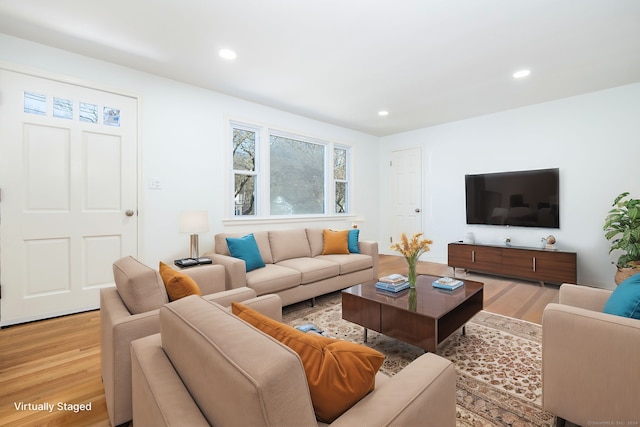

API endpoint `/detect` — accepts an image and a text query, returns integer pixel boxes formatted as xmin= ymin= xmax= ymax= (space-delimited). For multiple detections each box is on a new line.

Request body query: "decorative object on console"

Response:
xmin=545 ymin=234 xmax=557 ymax=250
xmin=463 ymin=232 xmax=475 ymax=244
xmin=390 ymin=232 xmax=433 ymax=288
xmin=603 ymin=192 xmax=640 ymax=284
xmin=179 ymin=210 xmax=209 ymax=258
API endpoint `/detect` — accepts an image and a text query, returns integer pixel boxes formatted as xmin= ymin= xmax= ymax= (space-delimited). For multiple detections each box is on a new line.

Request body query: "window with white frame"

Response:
xmin=232 ymin=124 xmax=259 ymax=216
xmin=230 ymin=121 xmax=351 ymax=218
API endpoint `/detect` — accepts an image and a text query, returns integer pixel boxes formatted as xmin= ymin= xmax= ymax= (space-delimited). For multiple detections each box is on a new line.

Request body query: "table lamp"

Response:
xmin=179 ymin=211 xmax=209 ymax=258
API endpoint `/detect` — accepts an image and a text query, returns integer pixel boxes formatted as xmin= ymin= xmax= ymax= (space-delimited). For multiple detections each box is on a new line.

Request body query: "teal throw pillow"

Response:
xmin=348 ymin=229 xmax=360 ymax=253
xmin=226 ymin=234 xmax=265 ymax=272
xmin=603 ymin=273 xmax=640 ymax=319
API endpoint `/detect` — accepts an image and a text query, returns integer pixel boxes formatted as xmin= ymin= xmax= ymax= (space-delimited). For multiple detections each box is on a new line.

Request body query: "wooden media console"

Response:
xmin=448 ymin=242 xmax=577 ymax=285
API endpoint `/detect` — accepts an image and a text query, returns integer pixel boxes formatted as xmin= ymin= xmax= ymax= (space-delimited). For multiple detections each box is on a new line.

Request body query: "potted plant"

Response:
xmin=603 ymin=192 xmax=640 ymax=284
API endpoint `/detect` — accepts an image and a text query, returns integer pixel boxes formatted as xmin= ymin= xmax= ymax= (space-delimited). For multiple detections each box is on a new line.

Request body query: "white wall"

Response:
xmin=380 ymin=83 xmax=640 ymax=288
xmin=3 ymin=34 xmax=638 ymax=288
xmin=0 ymin=35 xmax=380 ymax=267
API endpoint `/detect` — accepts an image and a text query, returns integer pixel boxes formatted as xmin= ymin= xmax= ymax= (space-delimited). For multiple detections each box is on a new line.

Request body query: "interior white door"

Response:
xmin=0 ymin=68 xmax=138 ymax=326
xmin=389 ymin=147 xmax=423 ymax=246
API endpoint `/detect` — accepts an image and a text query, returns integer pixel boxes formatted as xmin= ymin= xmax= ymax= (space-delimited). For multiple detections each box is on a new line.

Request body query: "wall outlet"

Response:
xmin=149 ymin=177 xmax=162 ymax=190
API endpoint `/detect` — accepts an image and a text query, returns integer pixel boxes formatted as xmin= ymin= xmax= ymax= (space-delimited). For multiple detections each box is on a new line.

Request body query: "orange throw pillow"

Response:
xmin=159 ymin=262 xmax=202 ymax=301
xmin=322 ymin=229 xmax=350 ymax=255
xmin=232 ymin=302 xmax=384 ymax=423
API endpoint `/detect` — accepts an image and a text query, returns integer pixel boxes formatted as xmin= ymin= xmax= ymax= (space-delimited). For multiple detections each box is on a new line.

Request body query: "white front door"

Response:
xmin=389 ymin=147 xmax=423 ymax=246
xmin=0 ymin=68 xmax=138 ymax=326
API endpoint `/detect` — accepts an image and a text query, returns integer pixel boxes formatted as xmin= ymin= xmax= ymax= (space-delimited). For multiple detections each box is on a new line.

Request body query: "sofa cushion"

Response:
xmin=306 ymin=228 xmax=325 ymax=257
xmin=232 ymin=302 xmax=385 ymax=423
xmin=160 ymin=296 xmax=317 ymax=427
xmin=159 ymin=262 xmax=202 ymax=301
xmin=348 ymin=229 xmax=360 ymax=253
xmin=215 ymin=231 xmax=273 ymax=264
xmin=315 ymin=253 xmax=373 ymax=275
xmin=322 ymin=229 xmax=350 ymax=255
xmin=226 ymin=233 xmax=266 ymax=272
xmin=276 ymin=257 xmax=340 ymax=284
xmin=112 ymin=256 xmax=169 ymax=314
xmin=603 ymin=273 xmax=640 ymax=319
xmin=246 ymin=264 xmax=301 ymax=295
xmin=269 ymin=229 xmax=311 ymax=262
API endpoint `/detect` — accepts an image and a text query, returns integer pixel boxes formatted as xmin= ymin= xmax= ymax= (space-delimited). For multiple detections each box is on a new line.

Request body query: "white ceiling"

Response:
xmin=1 ymin=0 xmax=639 ymax=136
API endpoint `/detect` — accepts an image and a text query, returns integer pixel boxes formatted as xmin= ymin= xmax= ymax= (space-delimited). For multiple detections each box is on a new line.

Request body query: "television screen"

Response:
xmin=465 ymin=168 xmax=559 ymax=228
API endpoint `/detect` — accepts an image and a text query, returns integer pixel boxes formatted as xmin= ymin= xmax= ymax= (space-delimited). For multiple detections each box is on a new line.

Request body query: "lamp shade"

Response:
xmin=179 ymin=211 xmax=209 ymax=234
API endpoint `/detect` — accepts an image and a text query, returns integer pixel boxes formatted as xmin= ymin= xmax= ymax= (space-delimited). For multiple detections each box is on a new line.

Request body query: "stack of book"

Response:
xmin=432 ymin=277 xmax=464 ymax=291
xmin=376 ymin=274 xmax=410 ymax=293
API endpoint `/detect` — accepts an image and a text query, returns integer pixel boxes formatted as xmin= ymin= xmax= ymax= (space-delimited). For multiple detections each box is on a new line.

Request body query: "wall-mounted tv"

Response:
xmin=465 ymin=168 xmax=560 ymax=228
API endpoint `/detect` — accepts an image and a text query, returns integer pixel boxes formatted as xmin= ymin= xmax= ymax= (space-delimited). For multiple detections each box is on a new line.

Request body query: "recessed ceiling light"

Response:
xmin=513 ymin=69 xmax=531 ymax=79
xmin=218 ymin=48 xmax=237 ymax=60
xmin=378 ymin=110 xmax=389 ymax=116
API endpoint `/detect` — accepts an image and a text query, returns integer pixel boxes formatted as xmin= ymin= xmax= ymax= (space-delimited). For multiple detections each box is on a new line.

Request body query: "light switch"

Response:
xmin=149 ymin=177 xmax=162 ymax=190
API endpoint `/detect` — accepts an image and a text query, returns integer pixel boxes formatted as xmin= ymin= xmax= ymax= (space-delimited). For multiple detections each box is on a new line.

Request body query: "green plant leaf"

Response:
xmin=613 ymin=192 xmax=629 ymax=205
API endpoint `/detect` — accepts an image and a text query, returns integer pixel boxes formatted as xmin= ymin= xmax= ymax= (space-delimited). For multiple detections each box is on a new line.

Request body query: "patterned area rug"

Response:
xmin=282 ymin=292 xmax=556 ymax=427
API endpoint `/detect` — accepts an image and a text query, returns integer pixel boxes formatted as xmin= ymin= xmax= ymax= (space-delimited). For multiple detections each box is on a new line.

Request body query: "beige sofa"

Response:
xmin=101 ymin=256 xmax=280 ymax=426
xmin=208 ymin=228 xmax=378 ymax=306
xmin=542 ymin=283 xmax=640 ymax=426
xmin=131 ymin=295 xmax=457 ymax=427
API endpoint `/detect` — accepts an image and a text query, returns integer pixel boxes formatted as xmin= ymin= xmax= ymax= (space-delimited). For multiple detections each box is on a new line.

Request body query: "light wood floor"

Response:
xmin=0 ymin=255 xmax=560 ymax=426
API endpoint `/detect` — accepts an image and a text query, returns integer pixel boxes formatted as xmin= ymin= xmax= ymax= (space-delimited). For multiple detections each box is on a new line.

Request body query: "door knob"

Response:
xmin=415 ymin=208 xmax=421 ymax=213
xmin=125 ymin=209 xmax=135 ymax=217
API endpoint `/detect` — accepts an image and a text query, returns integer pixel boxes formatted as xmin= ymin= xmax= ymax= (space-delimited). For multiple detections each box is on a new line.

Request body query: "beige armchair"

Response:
xmin=542 ymin=283 xmax=640 ymax=426
xmin=101 ymin=256 xmax=280 ymax=426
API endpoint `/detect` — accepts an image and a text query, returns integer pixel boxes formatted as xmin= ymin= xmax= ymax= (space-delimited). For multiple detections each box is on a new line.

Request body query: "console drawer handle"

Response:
xmin=533 ymin=257 xmax=536 ymax=272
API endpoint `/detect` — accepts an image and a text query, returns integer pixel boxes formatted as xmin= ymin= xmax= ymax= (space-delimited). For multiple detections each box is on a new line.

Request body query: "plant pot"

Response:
xmin=615 ymin=261 xmax=640 ymax=285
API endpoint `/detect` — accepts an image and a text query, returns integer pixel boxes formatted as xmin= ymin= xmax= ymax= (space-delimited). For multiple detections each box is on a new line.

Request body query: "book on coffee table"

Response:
xmin=432 ymin=277 xmax=464 ymax=291
xmin=375 ymin=280 xmax=410 ymax=293
xmin=378 ymin=274 xmax=408 ymax=284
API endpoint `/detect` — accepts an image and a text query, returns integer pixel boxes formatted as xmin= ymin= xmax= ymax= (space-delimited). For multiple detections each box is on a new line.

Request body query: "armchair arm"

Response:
xmin=203 ymin=287 xmax=257 ymax=307
xmin=542 ymin=303 xmax=640 ymax=425
xmin=330 ymin=353 xmax=456 ymax=427
xmin=358 ymin=241 xmax=379 ymax=279
xmin=182 ymin=264 xmax=226 ymax=295
xmin=131 ymin=334 xmax=210 ymax=427
xmin=206 ymin=253 xmax=247 ymax=290
xmin=558 ymin=283 xmax=612 ymax=312
xmin=100 ymin=287 xmax=163 ymax=425
xmin=203 ymin=289 xmax=282 ymax=321
xmin=237 ymin=294 xmax=283 ymax=322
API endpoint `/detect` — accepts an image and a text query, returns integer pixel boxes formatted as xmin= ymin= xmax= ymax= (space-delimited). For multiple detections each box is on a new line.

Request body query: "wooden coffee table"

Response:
xmin=342 ymin=275 xmax=483 ymax=353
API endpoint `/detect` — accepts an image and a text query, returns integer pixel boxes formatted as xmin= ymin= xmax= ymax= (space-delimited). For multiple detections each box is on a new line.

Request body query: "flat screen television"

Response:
xmin=465 ymin=168 xmax=560 ymax=228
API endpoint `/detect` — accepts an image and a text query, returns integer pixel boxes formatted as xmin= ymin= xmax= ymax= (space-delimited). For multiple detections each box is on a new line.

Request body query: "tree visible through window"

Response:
xmin=334 ymin=147 xmax=348 ymax=213
xmin=270 ymin=135 xmax=325 ymax=215
xmin=230 ymin=121 xmax=351 ymax=217
xmin=232 ymin=127 xmax=257 ymax=215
